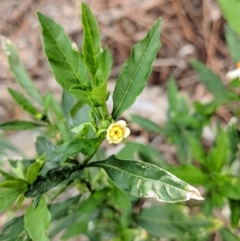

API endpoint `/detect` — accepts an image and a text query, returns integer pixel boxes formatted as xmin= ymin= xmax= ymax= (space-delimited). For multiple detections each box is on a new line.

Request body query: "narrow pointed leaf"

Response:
xmin=8 ymin=88 xmax=39 ymax=115
xmin=81 ymin=2 xmax=101 ymax=78
xmin=1 ymin=37 xmax=43 ymax=105
xmin=90 ymin=155 xmax=203 ymax=202
xmin=0 ymin=120 xmax=44 ymax=130
xmin=112 ymin=18 xmax=161 ymax=118
xmin=37 ymin=12 xmax=91 ymax=91
xmin=25 ymin=197 xmax=51 ymax=241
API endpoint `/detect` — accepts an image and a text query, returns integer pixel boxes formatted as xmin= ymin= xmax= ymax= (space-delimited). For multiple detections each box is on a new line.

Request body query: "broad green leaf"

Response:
xmin=0 ymin=216 xmax=30 ymax=241
xmin=227 ymin=126 xmax=239 ymax=166
xmin=90 ymin=155 xmax=203 ymax=202
xmin=81 ymin=2 xmax=101 ymax=78
xmin=191 ymin=60 xmax=227 ymax=102
xmin=24 ymin=166 xmax=76 ymax=200
xmin=218 ymin=0 xmax=240 ymax=35
xmin=229 ymin=199 xmax=240 ymax=228
xmin=136 ymin=205 xmax=218 ymax=239
xmin=36 ymin=136 xmax=56 ymax=158
xmin=0 ymin=180 xmax=28 ymax=189
xmin=225 ymin=25 xmax=240 ymax=63
xmin=167 ymin=76 xmax=178 ymax=115
xmin=166 ymin=164 xmax=208 ymax=185
xmin=91 ymin=80 xmax=107 ymax=105
xmin=37 ymin=12 xmax=91 ymax=91
xmin=0 ymin=120 xmax=44 ymax=130
xmin=1 ymin=36 xmax=43 ymax=105
xmin=8 ymin=88 xmax=39 ymax=115
xmin=0 ymin=188 xmax=24 ymax=212
xmin=112 ymin=18 xmax=161 ymax=118
xmin=117 ymin=142 xmax=139 ymax=160
xmin=129 ymin=114 xmax=163 ymax=134
xmin=207 ymin=129 xmax=229 ymax=172
xmin=49 ymin=137 xmax=100 ymax=163
xmin=25 ymin=197 xmax=51 ymax=241
xmin=8 ymin=160 xmax=25 ymax=179
xmin=25 ymin=157 xmax=45 ymax=184
xmin=220 ymin=228 xmax=240 ymax=241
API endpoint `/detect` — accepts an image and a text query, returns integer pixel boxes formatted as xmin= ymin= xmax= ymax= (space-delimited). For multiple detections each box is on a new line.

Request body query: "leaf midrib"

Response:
xmin=113 ymin=20 xmax=159 ymax=118
xmin=95 ymin=161 xmax=188 ymax=192
xmin=40 ymin=16 xmax=85 ymax=87
xmin=82 ymin=8 xmax=98 ymax=74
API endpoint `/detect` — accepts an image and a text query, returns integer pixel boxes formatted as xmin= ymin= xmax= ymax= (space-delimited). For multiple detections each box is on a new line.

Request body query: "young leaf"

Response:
xmin=24 ymin=197 xmax=51 ymax=241
xmin=112 ymin=18 xmax=161 ymax=118
xmin=129 ymin=114 xmax=163 ymax=134
xmin=0 ymin=188 xmax=24 ymax=212
xmin=220 ymin=227 xmax=240 ymax=241
xmin=229 ymin=199 xmax=240 ymax=228
xmin=225 ymin=25 xmax=240 ymax=63
xmin=207 ymin=129 xmax=229 ymax=172
xmin=0 ymin=180 xmax=28 ymax=189
xmin=90 ymin=155 xmax=204 ymax=202
xmin=191 ymin=60 xmax=227 ymax=102
xmin=81 ymin=2 xmax=101 ymax=78
xmin=25 ymin=158 xmax=45 ymax=184
xmin=0 ymin=120 xmax=44 ymax=130
xmin=218 ymin=0 xmax=240 ymax=35
xmin=36 ymin=12 xmax=91 ymax=91
xmin=1 ymin=37 xmax=43 ymax=105
xmin=8 ymin=88 xmax=39 ymax=115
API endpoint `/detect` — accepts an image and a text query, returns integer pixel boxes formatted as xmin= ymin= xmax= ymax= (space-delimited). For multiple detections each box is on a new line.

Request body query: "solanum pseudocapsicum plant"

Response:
xmin=0 ymin=3 xmax=204 ymax=240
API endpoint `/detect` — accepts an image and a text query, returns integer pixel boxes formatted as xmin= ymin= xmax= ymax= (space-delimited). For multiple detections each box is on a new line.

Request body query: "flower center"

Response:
xmin=110 ymin=126 xmax=124 ymax=141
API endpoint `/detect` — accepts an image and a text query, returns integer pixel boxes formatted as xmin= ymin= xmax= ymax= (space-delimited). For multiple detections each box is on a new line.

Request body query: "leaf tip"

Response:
xmin=185 ymin=185 xmax=204 ymax=201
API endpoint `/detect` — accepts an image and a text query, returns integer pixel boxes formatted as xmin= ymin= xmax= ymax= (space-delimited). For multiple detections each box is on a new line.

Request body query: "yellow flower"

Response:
xmin=106 ymin=120 xmax=130 ymax=144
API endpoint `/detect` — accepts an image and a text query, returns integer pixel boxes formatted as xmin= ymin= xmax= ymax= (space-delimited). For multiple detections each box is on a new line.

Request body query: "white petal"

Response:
xmin=226 ymin=69 xmax=240 ymax=79
xmin=116 ymin=120 xmax=126 ymax=127
xmin=123 ymin=127 xmax=131 ymax=138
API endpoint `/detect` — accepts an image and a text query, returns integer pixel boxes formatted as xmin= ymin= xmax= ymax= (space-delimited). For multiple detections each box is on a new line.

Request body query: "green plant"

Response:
xmin=0 ymin=2 xmax=240 ymax=241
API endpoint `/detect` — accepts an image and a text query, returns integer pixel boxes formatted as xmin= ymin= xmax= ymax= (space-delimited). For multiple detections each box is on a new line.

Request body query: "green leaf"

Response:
xmin=24 ymin=166 xmax=76 ymax=200
xmin=36 ymin=12 xmax=91 ymax=91
xmin=25 ymin=157 xmax=45 ymax=184
xmin=90 ymin=155 xmax=203 ymax=202
xmin=0 ymin=120 xmax=44 ymax=130
xmin=1 ymin=37 xmax=43 ymax=105
xmin=218 ymin=178 xmax=240 ymax=200
xmin=191 ymin=60 xmax=227 ymax=102
xmin=112 ymin=18 xmax=161 ymax=118
xmin=129 ymin=114 xmax=163 ymax=134
xmin=81 ymin=2 xmax=101 ymax=78
xmin=207 ymin=129 xmax=229 ymax=172
xmin=225 ymin=25 xmax=240 ymax=63
xmin=229 ymin=199 xmax=240 ymax=228
xmin=25 ymin=197 xmax=51 ymax=241
xmin=91 ymin=81 xmax=107 ymax=105
xmin=135 ymin=205 xmax=217 ymax=239
xmin=220 ymin=228 xmax=240 ymax=241
xmin=218 ymin=0 xmax=240 ymax=36
xmin=0 ymin=168 xmax=16 ymax=180
xmin=117 ymin=142 xmax=139 ymax=160
xmin=8 ymin=88 xmax=40 ymax=115
xmin=0 ymin=180 xmax=28 ymax=189
xmin=0 ymin=188 xmax=24 ymax=212
xmin=0 ymin=216 xmax=30 ymax=241
xmin=49 ymin=137 xmax=100 ymax=163
xmin=166 ymin=165 xmax=208 ymax=185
